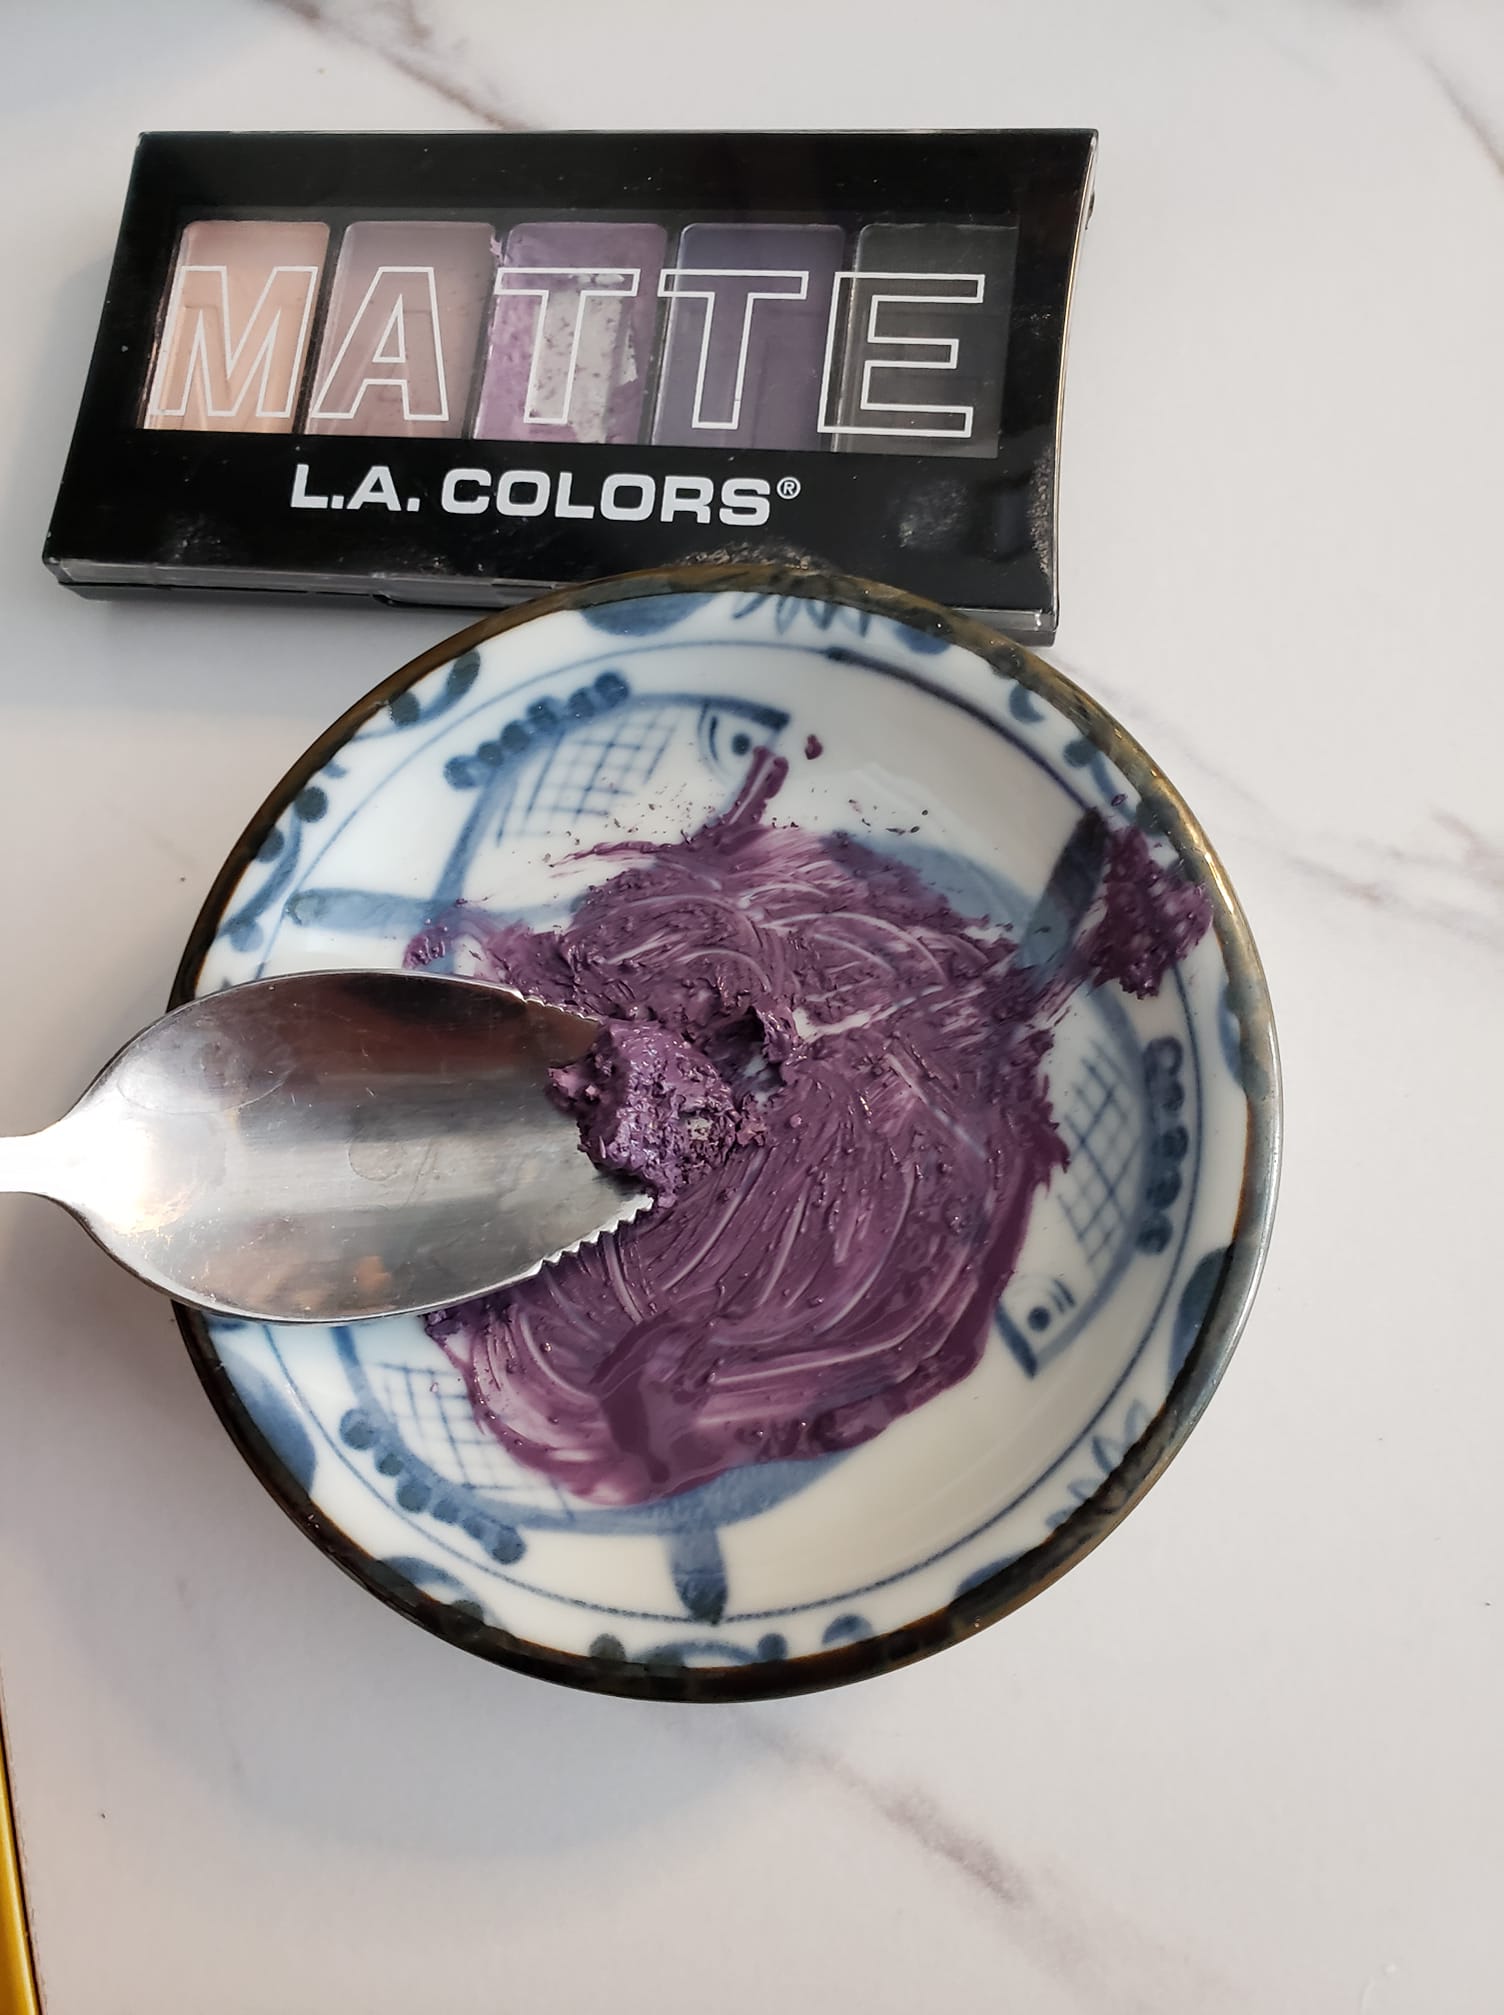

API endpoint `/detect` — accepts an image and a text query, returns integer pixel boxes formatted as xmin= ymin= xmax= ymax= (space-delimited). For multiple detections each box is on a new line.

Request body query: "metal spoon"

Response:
xmin=0 ymin=971 xmax=649 ymax=1324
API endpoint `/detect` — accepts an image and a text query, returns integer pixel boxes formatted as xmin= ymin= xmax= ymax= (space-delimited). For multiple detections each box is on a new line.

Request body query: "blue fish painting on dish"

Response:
xmin=177 ymin=567 xmax=1278 ymax=1699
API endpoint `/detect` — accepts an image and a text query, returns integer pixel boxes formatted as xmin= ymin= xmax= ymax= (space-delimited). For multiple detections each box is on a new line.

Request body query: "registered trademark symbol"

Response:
xmin=776 ymin=475 xmax=801 ymax=500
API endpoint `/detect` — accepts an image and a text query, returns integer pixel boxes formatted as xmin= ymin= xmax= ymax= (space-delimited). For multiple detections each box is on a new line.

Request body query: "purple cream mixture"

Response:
xmin=414 ymin=754 xmax=1210 ymax=1507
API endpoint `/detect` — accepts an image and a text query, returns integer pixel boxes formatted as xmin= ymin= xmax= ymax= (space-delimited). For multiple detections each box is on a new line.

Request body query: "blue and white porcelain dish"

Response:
xmin=172 ymin=565 xmax=1279 ymax=1701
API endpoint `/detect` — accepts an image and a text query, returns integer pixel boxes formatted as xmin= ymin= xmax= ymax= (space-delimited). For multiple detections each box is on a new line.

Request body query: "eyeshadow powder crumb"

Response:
xmin=414 ymin=752 xmax=1209 ymax=1506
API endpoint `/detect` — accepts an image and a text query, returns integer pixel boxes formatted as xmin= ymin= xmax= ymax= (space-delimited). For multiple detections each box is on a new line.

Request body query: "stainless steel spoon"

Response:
xmin=0 ymin=971 xmax=649 ymax=1324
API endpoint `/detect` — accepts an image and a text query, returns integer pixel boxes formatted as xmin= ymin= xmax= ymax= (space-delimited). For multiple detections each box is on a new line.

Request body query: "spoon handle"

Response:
xmin=0 ymin=1127 xmax=69 ymax=1202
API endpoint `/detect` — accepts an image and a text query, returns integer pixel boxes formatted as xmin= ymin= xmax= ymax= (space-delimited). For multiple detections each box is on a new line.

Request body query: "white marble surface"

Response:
xmin=0 ymin=1 xmax=1500 ymax=2008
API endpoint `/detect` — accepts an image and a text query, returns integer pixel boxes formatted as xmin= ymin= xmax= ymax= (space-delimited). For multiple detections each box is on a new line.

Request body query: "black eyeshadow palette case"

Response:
xmin=44 ymin=129 xmax=1095 ymax=639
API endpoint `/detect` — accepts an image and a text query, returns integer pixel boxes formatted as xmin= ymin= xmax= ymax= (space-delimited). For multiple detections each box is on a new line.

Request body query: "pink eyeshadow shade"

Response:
xmin=143 ymin=219 xmax=330 ymax=434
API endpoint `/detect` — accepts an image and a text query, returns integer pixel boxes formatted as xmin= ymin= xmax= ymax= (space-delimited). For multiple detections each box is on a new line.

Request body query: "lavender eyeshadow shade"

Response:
xmin=473 ymin=221 xmax=667 ymax=446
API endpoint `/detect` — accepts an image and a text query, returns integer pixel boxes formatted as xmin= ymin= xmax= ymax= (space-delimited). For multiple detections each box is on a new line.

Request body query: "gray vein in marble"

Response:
xmin=1282 ymin=813 xmax=1504 ymax=954
xmin=1416 ymin=54 xmax=1504 ymax=177
xmin=1372 ymin=0 xmax=1504 ymax=179
xmin=777 ymin=1729 xmax=1033 ymax=1909
xmin=741 ymin=1713 xmax=1242 ymax=2014
xmin=262 ymin=0 xmax=530 ymax=129
xmin=1046 ymin=651 xmax=1504 ymax=959
xmin=1194 ymin=0 xmax=1330 ymax=84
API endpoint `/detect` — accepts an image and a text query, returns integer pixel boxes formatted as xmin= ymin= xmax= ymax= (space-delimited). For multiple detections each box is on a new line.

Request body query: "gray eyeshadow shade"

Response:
xmin=650 ymin=223 xmax=845 ymax=453
xmin=473 ymin=221 xmax=667 ymax=445
xmin=830 ymin=223 xmax=1018 ymax=458
xmin=305 ymin=221 xmax=496 ymax=438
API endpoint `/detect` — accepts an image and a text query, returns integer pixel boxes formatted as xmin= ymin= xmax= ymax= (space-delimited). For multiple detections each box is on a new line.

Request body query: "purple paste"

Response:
xmin=804 ymin=734 xmax=823 ymax=759
xmin=549 ymin=1019 xmax=763 ymax=1203
xmin=416 ymin=755 xmax=1210 ymax=1507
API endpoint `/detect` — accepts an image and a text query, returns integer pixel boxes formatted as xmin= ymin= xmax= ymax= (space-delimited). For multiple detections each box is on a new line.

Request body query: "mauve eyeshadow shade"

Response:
xmin=472 ymin=221 xmax=667 ymax=446
xmin=306 ymin=221 xmax=496 ymax=438
xmin=143 ymin=220 xmax=329 ymax=433
xmin=650 ymin=223 xmax=844 ymax=452
xmin=831 ymin=223 xmax=1018 ymax=458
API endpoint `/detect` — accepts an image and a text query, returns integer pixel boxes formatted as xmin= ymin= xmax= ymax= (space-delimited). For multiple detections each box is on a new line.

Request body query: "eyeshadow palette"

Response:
xmin=45 ymin=131 xmax=1095 ymax=636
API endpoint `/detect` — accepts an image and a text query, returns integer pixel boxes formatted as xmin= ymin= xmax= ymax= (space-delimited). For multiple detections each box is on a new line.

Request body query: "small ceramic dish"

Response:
xmin=173 ymin=565 xmax=1279 ymax=1700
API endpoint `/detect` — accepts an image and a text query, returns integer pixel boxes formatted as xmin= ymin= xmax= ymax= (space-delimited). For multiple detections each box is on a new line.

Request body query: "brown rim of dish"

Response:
xmin=170 ymin=561 xmax=1281 ymax=1703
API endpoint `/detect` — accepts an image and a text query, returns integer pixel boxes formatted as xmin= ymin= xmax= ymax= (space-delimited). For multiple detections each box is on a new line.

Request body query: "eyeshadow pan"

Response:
xmin=829 ymin=223 xmax=1018 ymax=458
xmin=650 ymin=223 xmax=845 ymax=453
xmin=306 ymin=221 xmax=496 ymax=438
xmin=473 ymin=221 xmax=667 ymax=446
xmin=143 ymin=219 xmax=329 ymax=433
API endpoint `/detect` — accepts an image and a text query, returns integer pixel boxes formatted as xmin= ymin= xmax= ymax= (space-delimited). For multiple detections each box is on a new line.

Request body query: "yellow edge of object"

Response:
xmin=0 ymin=1721 xmax=38 ymax=2015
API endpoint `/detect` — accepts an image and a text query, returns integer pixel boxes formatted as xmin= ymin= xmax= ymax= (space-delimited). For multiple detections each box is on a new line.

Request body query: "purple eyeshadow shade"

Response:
xmin=650 ymin=222 xmax=845 ymax=453
xmin=830 ymin=222 xmax=1018 ymax=458
xmin=472 ymin=221 xmax=667 ymax=445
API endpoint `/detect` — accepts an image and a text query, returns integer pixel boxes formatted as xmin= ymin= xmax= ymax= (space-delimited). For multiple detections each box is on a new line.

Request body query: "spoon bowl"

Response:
xmin=0 ymin=972 xmax=647 ymax=1322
